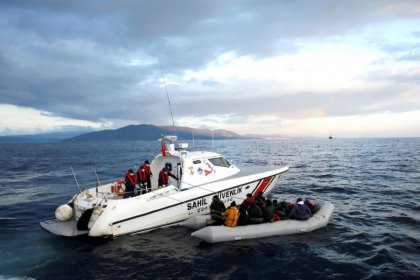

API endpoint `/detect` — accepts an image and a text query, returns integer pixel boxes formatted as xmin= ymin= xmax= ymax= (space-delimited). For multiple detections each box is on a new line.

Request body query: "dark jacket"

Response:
xmin=210 ymin=200 xmax=226 ymax=214
xmin=248 ymin=203 xmax=264 ymax=224
xmin=124 ymin=172 xmax=137 ymax=190
xmin=263 ymin=204 xmax=275 ymax=222
xmin=237 ymin=207 xmax=248 ymax=226
xmin=288 ymin=203 xmax=312 ymax=220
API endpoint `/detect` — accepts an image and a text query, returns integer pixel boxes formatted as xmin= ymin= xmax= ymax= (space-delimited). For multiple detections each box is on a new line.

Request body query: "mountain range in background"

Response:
xmin=0 ymin=131 xmax=92 ymax=143
xmin=66 ymin=124 xmax=245 ymax=142
xmin=0 ymin=124 xmax=265 ymax=143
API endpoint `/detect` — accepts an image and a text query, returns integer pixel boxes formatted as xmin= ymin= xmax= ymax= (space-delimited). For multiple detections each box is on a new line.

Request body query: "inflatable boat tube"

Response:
xmin=191 ymin=200 xmax=334 ymax=243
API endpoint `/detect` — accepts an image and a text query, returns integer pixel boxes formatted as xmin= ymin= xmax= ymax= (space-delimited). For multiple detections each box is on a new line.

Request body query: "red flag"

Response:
xmin=161 ymin=143 xmax=166 ymax=156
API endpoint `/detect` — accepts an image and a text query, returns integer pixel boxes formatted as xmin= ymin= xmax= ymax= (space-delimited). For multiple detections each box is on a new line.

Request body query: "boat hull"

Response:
xmin=40 ymin=218 xmax=89 ymax=237
xmin=89 ymin=167 xmax=289 ymax=237
xmin=190 ymin=200 xmax=334 ymax=243
xmin=40 ymin=166 xmax=289 ymax=237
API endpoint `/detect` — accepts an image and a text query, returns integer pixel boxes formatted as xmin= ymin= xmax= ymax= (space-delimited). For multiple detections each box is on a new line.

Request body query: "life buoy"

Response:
xmin=114 ymin=179 xmax=125 ymax=196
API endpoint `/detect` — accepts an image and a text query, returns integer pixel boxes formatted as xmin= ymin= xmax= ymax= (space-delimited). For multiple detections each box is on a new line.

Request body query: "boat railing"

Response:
xmin=146 ymin=186 xmax=181 ymax=203
xmin=81 ymin=184 xmax=172 ymax=202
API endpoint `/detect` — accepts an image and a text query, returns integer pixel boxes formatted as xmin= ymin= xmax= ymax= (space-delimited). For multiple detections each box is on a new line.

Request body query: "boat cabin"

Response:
xmin=149 ymin=136 xmax=240 ymax=190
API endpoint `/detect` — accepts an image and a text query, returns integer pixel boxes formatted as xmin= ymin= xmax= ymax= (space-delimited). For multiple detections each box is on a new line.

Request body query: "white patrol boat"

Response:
xmin=40 ymin=136 xmax=289 ymax=237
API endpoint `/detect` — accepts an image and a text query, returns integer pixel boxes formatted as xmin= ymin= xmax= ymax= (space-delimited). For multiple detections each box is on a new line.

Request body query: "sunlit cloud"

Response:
xmin=0 ymin=104 xmax=109 ymax=135
xmin=175 ymin=110 xmax=420 ymax=138
xmin=278 ymin=110 xmax=420 ymax=138
xmin=1 ymin=1 xmax=420 ymax=137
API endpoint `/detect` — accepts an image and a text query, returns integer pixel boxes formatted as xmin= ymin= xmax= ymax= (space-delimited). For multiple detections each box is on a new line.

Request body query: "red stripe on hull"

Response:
xmin=252 ymin=176 xmax=274 ymax=199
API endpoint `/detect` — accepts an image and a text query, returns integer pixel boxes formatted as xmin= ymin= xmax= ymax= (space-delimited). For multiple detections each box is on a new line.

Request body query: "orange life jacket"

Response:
xmin=159 ymin=170 xmax=169 ymax=184
xmin=125 ymin=172 xmax=137 ymax=186
xmin=142 ymin=163 xmax=152 ymax=176
xmin=137 ymin=168 xmax=147 ymax=182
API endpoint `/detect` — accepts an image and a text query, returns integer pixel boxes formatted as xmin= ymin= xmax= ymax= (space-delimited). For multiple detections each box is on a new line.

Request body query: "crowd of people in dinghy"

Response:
xmin=210 ymin=191 xmax=320 ymax=227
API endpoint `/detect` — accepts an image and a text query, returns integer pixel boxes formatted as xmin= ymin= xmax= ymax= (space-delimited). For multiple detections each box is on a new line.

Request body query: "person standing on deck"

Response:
xmin=141 ymin=160 xmax=153 ymax=192
xmin=124 ymin=169 xmax=137 ymax=199
xmin=136 ymin=166 xmax=148 ymax=194
xmin=158 ymin=167 xmax=178 ymax=188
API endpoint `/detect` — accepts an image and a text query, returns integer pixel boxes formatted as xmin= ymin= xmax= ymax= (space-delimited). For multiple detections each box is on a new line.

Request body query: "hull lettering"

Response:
xmin=218 ymin=186 xmax=243 ymax=200
xmin=187 ymin=198 xmax=208 ymax=210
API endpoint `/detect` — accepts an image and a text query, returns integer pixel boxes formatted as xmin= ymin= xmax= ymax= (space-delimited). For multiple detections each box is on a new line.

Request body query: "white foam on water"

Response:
xmin=0 ymin=276 xmax=36 ymax=280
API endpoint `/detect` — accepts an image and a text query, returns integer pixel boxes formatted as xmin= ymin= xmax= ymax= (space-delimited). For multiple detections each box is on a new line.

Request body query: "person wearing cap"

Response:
xmin=158 ymin=167 xmax=178 ymax=188
xmin=141 ymin=160 xmax=153 ymax=192
xmin=124 ymin=169 xmax=138 ymax=199
xmin=288 ymin=198 xmax=312 ymax=220
xmin=136 ymin=166 xmax=148 ymax=194
xmin=221 ymin=201 xmax=239 ymax=227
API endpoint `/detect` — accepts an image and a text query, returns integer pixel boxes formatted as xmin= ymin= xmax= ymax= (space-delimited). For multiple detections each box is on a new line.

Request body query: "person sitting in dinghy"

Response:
xmin=274 ymin=201 xmax=290 ymax=220
xmin=262 ymin=199 xmax=276 ymax=222
xmin=240 ymin=193 xmax=254 ymax=208
xmin=288 ymin=198 xmax=312 ymax=220
xmin=248 ymin=202 xmax=264 ymax=224
xmin=255 ymin=191 xmax=265 ymax=206
xmin=237 ymin=203 xmax=249 ymax=226
xmin=242 ymin=193 xmax=253 ymax=205
xmin=158 ymin=167 xmax=178 ymax=188
xmin=210 ymin=195 xmax=226 ymax=225
xmin=305 ymin=198 xmax=320 ymax=214
xmin=124 ymin=169 xmax=138 ymax=199
xmin=221 ymin=201 xmax=239 ymax=227
xmin=236 ymin=193 xmax=254 ymax=226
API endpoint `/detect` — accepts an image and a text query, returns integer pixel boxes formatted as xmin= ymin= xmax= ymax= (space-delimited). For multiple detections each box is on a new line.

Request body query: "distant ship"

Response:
xmin=329 ymin=135 xmax=333 ymax=139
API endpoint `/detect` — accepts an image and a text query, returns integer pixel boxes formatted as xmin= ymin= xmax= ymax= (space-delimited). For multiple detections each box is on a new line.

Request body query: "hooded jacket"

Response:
xmin=222 ymin=206 xmax=239 ymax=227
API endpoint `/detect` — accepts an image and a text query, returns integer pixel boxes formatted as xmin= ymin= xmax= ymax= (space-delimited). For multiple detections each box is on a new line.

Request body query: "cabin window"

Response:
xmin=208 ymin=157 xmax=231 ymax=168
xmin=193 ymin=160 xmax=201 ymax=164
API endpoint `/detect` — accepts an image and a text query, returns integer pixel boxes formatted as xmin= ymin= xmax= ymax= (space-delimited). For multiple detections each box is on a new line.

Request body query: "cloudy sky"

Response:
xmin=1 ymin=1 xmax=420 ymax=137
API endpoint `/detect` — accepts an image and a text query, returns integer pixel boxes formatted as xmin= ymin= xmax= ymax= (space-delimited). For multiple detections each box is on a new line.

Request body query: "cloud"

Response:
xmin=277 ymin=110 xmax=420 ymax=138
xmin=0 ymin=104 xmax=106 ymax=135
xmin=0 ymin=1 xmax=420 ymax=136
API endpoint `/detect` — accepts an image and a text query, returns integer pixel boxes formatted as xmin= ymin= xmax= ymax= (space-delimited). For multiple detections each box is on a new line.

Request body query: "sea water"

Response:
xmin=0 ymin=138 xmax=419 ymax=279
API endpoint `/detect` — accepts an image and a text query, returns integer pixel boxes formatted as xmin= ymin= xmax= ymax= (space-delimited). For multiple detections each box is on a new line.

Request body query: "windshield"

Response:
xmin=208 ymin=157 xmax=231 ymax=168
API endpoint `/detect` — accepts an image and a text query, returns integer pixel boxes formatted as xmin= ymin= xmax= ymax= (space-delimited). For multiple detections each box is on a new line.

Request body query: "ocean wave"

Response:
xmin=387 ymin=215 xmax=420 ymax=227
xmin=1 ymin=138 xmax=419 ymax=279
xmin=0 ymin=171 xmax=73 ymax=184
xmin=0 ymin=276 xmax=35 ymax=280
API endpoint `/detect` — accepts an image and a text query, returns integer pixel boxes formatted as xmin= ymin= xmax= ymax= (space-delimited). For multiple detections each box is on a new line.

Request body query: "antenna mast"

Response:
xmin=158 ymin=59 xmax=176 ymax=133
xmin=192 ymin=130 xmax=195 ymax=150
